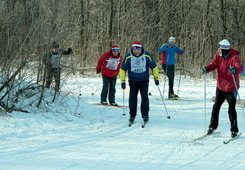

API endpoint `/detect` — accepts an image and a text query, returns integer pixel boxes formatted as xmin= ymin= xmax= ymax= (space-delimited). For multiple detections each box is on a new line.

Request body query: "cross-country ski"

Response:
xmin=192 ymin=132 xmax=221 ymax=142
xmin=223 ymin=133 xmax=242 ymax=144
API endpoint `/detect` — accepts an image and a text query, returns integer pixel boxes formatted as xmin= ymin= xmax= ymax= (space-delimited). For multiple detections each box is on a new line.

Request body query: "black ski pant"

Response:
xmin=209 ymin=88 xmax=238 ymax=132
xmin=45 ymin=67 xmax=61 ymax=91
xmin=101 ymin=75 xmax=117 ymax=104
xmin=129 ymin=79 xmax=149 ymax=118
xmin=162 ymin=64 xmax=175 ymax=95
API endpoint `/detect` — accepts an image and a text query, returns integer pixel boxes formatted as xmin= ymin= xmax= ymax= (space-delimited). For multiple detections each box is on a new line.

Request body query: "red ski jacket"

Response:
xmin=206 ymin=49 xmax=243 ymax=92
xmin=96 ymin=50 xmax=123 ymax=78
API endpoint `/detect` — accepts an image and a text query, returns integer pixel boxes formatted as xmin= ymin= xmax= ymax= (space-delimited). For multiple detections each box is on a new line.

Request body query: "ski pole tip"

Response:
xmin=167 ymin=116 xmax=171 ymax=119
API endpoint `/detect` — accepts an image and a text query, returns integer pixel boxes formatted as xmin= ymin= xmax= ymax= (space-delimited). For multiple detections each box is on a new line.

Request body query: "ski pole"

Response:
xmin=91 ymin=72 xmax=103 ymax=95
xmin=177 ymin=70 xmax=181 ymax=96
xmin=231 ymin=74 xmax=245 ymax=118
xmin=163 ymin=71 xmax=167 ymax=97
xmin=177 ymin=49 xmax=185 ymax=95
xmin=157 ymin=85 xmax=170 ymax=119
xmin=91 ymin=86 xmax=102 ymax=96
xmin=203 ymin=73 xmax=207 ymax=133
xmin=122 ymin=89 xmax=126 ymax=116
xmin=162 ymin=53 xmax=170 ymax=98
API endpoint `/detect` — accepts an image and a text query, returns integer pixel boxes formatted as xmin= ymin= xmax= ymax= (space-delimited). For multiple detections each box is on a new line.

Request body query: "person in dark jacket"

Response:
xmin=158 ymin=36 xmax=185 ymax=99
xmin=43 ymin=42 xmax=72 ymax=91
xmin=120 ymin=42 xmax=159 ymax=125
xmin=202 ymin=39 xmax=243 ymax=138
xmin=96 ymin=46 xmax=123 ymax=105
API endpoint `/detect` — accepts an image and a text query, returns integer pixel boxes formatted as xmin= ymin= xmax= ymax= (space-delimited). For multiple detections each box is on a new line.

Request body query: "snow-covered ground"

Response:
xmin=1 ymin=74 xmax=245 ymax=170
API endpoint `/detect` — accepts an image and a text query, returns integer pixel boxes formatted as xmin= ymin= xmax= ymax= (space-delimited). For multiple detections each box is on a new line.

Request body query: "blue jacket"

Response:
xmin=120 ymin=47 xmax=158 ymax=82
xmin=158 ymin=43 xmax=184 ymax=65
xmin=242 ymin=65 xmax=245 ymax=76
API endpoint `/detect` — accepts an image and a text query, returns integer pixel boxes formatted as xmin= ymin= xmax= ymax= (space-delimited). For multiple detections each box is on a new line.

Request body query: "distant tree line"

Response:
xmin=1 ymin=0 xmax=245 ymax=73
xmin=0 ymin=0 xmax=244 ymax=111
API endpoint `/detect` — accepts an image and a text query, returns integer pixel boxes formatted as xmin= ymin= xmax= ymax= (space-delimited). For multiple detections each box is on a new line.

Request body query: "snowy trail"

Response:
xmin=0 ymin=76 xmax=245 ymax=169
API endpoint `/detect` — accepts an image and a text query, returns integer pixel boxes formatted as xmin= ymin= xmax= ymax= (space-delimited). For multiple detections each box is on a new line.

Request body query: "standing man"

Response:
xmin=43 ymin=41 xmax=72 ymax=91
xmin=158 ymin=36 xmax=185 ymax=99
xmin=202 ymin=39 xmax=243 ymax=138
xmin=96 ymin=46 xmax=123 ymax=106
xmin=120 ymin=42 xmax=159 ymax=125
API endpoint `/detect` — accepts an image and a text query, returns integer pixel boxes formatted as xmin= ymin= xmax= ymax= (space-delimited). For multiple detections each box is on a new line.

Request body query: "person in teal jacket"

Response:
xmin=158 ymin=37 xmax=185 ymax=99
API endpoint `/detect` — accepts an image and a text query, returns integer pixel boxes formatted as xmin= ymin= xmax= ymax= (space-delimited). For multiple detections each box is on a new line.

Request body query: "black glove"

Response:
xmin=202 ymin=66 xmax=208 ymax=74
xmin=121 ymin=83 xmax=126 ymax=89
xmin=228 ymin=67 xmax=237 ymax=75
xmin=155 ymin=80 xmax=159 ymax=86
xmin=67 ymin=48 xmax=72 ymax=54
xmin=96 ymin=70 xmax=101 ymax=74
xmin=182 ymin=47 xmax=186 ymax=52
xmin=166 ymin=41 xmax=171 ymax=48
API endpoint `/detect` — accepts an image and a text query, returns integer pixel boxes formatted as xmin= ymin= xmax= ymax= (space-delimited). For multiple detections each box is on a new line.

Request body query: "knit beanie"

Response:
xmin=169 ymin=36 xmax=176 ymax=42
xmin=132 ymin=42 xmax=143 ymax=48
xmin=52 ymin=42 xmax=59 ymax=48
xmin=219 ymin=39 xmax=230 ymax=50
xmin=111 ymin=45 xmax=120 ymax=50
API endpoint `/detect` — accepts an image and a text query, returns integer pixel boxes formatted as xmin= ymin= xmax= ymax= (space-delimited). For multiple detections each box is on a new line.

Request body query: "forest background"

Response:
xmin=0 ymin=0 xmax=244 ymax=111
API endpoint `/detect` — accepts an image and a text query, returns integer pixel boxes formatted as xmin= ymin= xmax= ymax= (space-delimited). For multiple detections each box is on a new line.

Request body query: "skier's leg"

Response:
xmin=101 ymin=75 xmax=109 ymax=103
xmin=108 ymin=76 xmax=117 ymax=104
xmin=168 ymin=65 xmax=175 ymax=96
xmin=209 ymin=88 xmax=225 ymax=130
xmin=226 ymin=92 xmax=239 ymax=133
xmin=140 ymin=80 xmax=149 ymax=118
xmin=45 ymin=68 xmax=53 ymax=88
xmin=129 ymin=81 xmax=139 ymax=118
xmin=54 ymin=68 xmax=61 ymax=91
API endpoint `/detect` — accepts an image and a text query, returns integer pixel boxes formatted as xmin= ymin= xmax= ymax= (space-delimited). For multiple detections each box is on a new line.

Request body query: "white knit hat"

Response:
xmin=219 ymin=39 xmax=230 ymax=50
xmin=169 ymin=36 xmax=175 ymax=40
xmin=169 ymin=36 xmax=176 ymax=42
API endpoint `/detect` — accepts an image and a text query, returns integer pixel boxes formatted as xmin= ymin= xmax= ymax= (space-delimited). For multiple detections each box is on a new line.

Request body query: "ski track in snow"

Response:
xmin=0 ymin=75 xmax=245 ymax=169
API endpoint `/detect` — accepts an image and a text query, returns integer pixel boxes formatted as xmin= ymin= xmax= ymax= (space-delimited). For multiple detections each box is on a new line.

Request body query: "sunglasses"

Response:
xmin=132 ymin=47 xmax=142 ymax=50
xmin=112 ymin=49 xmax=120 ymax=52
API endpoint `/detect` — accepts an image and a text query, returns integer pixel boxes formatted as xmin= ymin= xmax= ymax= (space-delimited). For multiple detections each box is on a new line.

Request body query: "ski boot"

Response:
xmin=110 ymin=102 xmax=118 ymax=106
xmin=168 ymin=93 xmax=179 ymax=99
xmin=207 ymin=128 xmax=216 ymax=134
xmin=143 ymin=117 xmax=149 ymax=124
xmin=101 ymin=101 xmax=108 ymax=105
xmin=231 ymin=131 xmax=238 ymax=138
xmin=129 ymin=116 xmax=135 ymax=127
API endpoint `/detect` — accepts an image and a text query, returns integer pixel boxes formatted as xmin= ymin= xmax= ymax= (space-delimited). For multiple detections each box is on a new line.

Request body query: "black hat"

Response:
xmin=52 ymin=42 xmax=59 ymax=48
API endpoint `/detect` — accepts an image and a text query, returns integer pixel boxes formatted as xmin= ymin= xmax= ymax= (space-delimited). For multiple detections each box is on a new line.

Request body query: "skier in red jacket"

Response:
xmin=202 ymin=39 xmax=243 ymax=138
xmin=96 ymin=46 xmax=123 ymax=105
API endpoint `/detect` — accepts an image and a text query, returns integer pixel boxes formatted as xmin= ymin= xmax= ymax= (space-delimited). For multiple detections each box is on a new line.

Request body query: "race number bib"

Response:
xmin=106 ymin=57 xmax=120 ymax=70
xmin=130 ymin=56 xmax=146 ymax=73
xmin=51 ymin=55 xmax=61 ymax=68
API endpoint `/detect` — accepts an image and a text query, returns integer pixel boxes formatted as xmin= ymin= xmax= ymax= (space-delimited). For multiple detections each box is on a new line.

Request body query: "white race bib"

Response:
xmin=130 ymin=56 xmax=146 ymax=73
xmin=51 ymin=55 xmax=61 ymax=68
xmin=106 ymin=57 xmax=120 ymax=70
